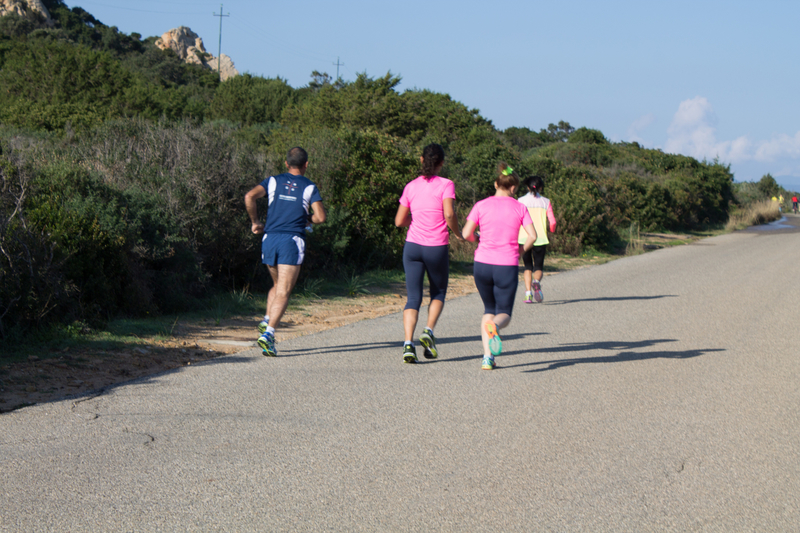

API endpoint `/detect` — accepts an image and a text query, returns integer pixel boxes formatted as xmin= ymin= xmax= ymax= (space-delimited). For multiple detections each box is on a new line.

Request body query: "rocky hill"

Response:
xmin=0 ymin=2 xmax=238 ymax=81
xmin=155 ymin=26 xmax=239 ymax=81
xmin=0 ymin=0 xmax=52 ymax=26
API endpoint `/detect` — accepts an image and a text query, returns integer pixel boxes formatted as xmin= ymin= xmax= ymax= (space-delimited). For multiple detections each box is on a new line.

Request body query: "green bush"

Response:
xmin=0 ymin=151 xmax=74 ymax=339
xmin=568 ymin=127 xmax=608 ymax=145
xmin=546 ymin=167 xmax=614 ymax=253
xmin=208 ymin=74 xmax=296 ymax=126
xmin=69 ymin=119 xmax=265 ymax=288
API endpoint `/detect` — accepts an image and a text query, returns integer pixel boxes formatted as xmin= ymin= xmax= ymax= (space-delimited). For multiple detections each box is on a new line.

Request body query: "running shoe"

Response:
xmin=419 ymin=328 xmax=439 ymax=359
xmin=258 ymin=332 xmax=277 ymax=357
xmin=257 ymin=320 xmax=268 ymax=334
xmin=481 ymin=356 xmax=496 ymax=370
xmin=485 ymin=321 xmax=502 ymax=356
xmin=533 ymin=281 xmax=543 ymax=303
xmin=524 ymin=291 xmax=533 ymax=304
xmin=403 ymin=344 xmax=417 ymax=364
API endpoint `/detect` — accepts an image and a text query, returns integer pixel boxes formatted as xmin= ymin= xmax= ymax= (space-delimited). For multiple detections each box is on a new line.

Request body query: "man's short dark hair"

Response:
xmin=286 ymin=147 xmax=308 ymax=169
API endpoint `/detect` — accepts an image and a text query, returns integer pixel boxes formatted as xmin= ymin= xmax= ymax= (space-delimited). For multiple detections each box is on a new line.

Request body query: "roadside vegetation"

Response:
xmin=0 ymin=1 xmax=794 ymax=357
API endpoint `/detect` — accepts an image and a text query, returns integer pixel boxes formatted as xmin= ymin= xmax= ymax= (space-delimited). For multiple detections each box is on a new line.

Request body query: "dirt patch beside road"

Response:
xmin=0 ymin=277 xmax=479 ymax=412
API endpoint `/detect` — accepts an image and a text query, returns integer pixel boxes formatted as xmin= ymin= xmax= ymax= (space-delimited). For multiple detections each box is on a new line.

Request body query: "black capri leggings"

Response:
xmin=473 ymin=261 xmax=518 ymax=316
xmin=521 ymin=245 xmax=547 ymax=272
xmin=403 ymin=242 xmax=449 ymax=311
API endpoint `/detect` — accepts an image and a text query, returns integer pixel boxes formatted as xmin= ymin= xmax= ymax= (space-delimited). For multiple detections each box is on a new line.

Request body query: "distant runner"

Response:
xmin=792 ymin=195 xmax=798 ymax=214
xmin=517 ymin=175 xmax=557 ymax=303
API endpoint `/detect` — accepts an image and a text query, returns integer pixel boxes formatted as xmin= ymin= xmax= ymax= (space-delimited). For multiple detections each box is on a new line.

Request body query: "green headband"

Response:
xmin=501 ymin=166 xmax=514 ymax=176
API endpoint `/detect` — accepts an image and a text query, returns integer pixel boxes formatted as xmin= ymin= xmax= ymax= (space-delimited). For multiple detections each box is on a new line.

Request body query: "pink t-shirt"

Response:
xmin=399 ymin=176 xmax=456 ymax=246
xmin=467 ymin=196 xmax=533 ymax=266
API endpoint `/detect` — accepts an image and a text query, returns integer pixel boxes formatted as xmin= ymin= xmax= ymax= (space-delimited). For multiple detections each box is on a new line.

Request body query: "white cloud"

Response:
xmin=754 ymin=132 xmax=800 ymax=162
xmin=647 ymin=96 xmax=800 ymax=181
xmin=664 ymin=96 xmax=751 ymax=163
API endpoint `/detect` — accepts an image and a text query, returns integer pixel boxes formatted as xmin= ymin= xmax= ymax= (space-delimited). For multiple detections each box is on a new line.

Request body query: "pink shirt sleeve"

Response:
xmin=546 ymin=203 xmax=556 ymax=233
xmin=399 ymin=183 xmax=411 ymax=207
xmin=443 ymin=180 xmax=455 ymax=200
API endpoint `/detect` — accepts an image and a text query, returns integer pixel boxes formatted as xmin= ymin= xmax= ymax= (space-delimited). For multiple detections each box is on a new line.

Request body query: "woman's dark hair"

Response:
xmin=421 ymin=143 xmax=445 ymax=177
xmin=523 ymin=175 xmax=545 ymax=195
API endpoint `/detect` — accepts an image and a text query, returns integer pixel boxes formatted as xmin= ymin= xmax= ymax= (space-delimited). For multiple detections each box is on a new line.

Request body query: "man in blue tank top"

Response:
xmin=244 ymin=147 xmax=326 ymax=356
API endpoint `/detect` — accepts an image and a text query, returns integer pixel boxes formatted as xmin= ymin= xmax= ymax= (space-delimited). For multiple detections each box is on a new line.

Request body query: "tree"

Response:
xmin=756 ymin=173 xmax=781 ymax=199
xmin=208 ymin=74 xmax=296 ymax=125
xmin=568 ymin=127 xmax=607 ymax=145
xmin=542 ymin=121 xmax=575 ymax=143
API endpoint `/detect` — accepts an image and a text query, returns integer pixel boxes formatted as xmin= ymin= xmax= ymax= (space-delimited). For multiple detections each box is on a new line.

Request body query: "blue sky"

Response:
xmin=65 ymin=0 xmax=800 ymax=190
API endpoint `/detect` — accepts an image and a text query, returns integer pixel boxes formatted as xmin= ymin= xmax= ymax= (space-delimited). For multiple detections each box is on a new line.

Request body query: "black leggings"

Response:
xmin=473 ymin=262 xmax=518 ymax=316
xmin=403 ymin=242 xmax=449 ymax=311
xmin=521 ymin=245 xmax=547 ymax=272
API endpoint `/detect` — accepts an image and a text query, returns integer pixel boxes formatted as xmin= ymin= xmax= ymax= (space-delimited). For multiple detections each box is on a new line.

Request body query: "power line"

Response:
xmin=212 ymin=4 xmax=230 ymax=82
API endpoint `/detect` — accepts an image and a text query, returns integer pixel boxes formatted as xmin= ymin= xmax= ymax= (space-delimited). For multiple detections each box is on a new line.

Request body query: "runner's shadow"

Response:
xmin=544 ymin=295 xmax=678 ymax=306
xmin=280 ymin=332 xmax=548 ymax=356
xmin=441 ymin=338 xmax=675 ymax=364
xmin=504 ymin=346 xmax=723 ymax=372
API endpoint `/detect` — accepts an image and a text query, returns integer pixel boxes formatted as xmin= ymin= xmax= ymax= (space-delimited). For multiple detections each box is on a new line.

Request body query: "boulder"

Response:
xmin=0 ymin=0 xmax=53 ymax=26
xmin=155 ymin=26 xmax=239 ymax=81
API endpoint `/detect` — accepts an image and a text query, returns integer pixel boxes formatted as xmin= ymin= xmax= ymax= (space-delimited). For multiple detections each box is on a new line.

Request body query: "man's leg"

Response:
xmin=267 ymin=264 xmax=302 ymax=330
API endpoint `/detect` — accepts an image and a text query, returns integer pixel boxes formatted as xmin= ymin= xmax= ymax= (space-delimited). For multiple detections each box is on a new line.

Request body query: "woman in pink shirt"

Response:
xmin=462 ymin=162 xmax=536 ymax=370
xmin=395 ymin=144 xmax=464 ymax=364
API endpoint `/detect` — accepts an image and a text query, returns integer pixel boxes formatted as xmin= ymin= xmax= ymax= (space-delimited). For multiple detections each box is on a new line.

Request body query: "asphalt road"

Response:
xmin=2 ymin=218 xmax=800 ymax=532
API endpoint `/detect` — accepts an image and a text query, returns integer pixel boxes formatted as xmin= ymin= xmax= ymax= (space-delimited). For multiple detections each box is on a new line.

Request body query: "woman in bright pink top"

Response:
xmin=395 ymin=143 xmax=464 ymax=364
xmin=462 ymin=162 xmax=536 ymax=370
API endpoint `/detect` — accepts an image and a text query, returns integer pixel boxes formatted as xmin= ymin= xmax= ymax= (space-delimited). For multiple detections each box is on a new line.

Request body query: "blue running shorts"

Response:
xmin=261 ymin=233 xmax=305 ymax=266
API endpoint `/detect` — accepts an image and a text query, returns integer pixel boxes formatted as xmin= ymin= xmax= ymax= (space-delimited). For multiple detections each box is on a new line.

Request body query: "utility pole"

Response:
xmin=333 ymin=57 xmax=344 ymax=82
xmin=213 ymin=4 xmax=230 ymax=82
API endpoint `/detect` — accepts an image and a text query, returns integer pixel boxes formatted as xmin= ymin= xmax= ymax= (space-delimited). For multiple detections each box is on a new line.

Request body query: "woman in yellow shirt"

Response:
xmin=517 ymin=175 xmax=557 ymax=303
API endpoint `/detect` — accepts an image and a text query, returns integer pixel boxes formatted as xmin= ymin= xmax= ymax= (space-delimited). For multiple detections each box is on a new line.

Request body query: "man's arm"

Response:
xmin=245 ymin=185 xmax=266 ymax=234
xmin=310 ymin=201 xmax=326 ymax=224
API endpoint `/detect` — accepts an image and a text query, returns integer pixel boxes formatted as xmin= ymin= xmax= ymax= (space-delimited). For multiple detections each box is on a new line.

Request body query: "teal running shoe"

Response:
xmin=258 ymin=332 xmax=277 ymax=357
xmin=485 ymin=321 xmax=502 ymax=356
xmin=419 ymin=328 xmax=438 ymax=359
xmin=481 ymin=356 xmax=496 ymax=370
xmin=257 ymin=320 xmax=268 ymax=334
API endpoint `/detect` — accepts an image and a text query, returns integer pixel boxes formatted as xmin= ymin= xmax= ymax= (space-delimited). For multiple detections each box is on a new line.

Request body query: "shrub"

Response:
xmin=0 ymin=151 xmax=74 ymax=339
xmin=208 ymin=74 xmax=297 ymax=126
